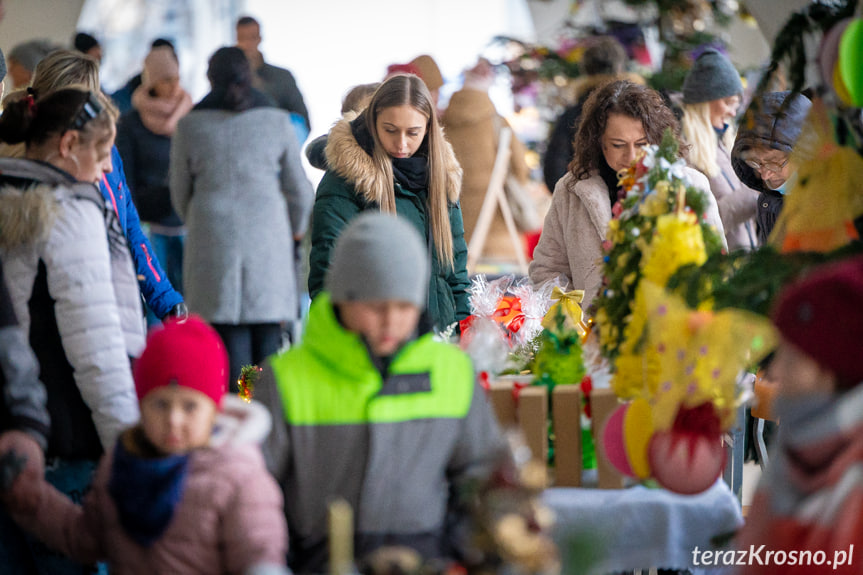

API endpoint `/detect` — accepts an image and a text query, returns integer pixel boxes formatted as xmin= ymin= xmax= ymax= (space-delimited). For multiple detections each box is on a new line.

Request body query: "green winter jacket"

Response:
xmin=257 ymin=293 xmax=505 ymax=574
xmin=308 ymin=113 xmax=470 ymax=331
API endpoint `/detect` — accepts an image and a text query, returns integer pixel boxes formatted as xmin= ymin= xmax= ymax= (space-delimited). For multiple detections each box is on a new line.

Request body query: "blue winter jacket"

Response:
xmin=102 ymin=146 xmax=183 ymax=319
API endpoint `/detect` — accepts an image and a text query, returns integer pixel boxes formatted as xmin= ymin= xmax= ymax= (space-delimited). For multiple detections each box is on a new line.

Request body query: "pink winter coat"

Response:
xmin=14 ymin=401 xmax=288 ymax=574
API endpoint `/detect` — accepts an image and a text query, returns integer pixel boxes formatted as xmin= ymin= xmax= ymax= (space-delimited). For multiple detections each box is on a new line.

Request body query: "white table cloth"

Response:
xmin=543 ymin=480 xmax=743 ymax=574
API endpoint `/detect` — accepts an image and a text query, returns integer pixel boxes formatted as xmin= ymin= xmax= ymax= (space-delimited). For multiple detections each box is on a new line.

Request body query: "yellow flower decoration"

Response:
xmin=641 ymin=181 xmax=672 ymax=217
xmin=564 ymin=46 xmax=585 ymax=63
xmin=612 ymin=347 xmax=661 ymax=400
xmin=611 ymin=285 xmax=661 ymax=400
xmin=641 ymin=212 xmax=707 ymax=286
xmin=641 ymin=282 xmax=777 ymax=432
xmin=771 ymin=99 xmax=863 ymax=253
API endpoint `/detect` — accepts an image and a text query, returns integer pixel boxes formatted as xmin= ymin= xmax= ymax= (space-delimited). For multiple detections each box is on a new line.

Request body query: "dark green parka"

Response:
xmin=308 ymin=113 xmax=470 ymax=330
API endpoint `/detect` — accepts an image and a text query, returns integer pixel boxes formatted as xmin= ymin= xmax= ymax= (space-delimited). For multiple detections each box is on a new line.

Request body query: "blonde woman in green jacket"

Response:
xmin=308 ymin=74 xmax=470 ymax=332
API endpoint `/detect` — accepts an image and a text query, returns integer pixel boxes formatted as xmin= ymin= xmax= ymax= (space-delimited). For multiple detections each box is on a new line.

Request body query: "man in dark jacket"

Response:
xmin=542 ymin=36 xmax=630 ymax=193
xmin=0 ymin=258 xmax=51 ymax=553
xmin=0 ymin=259 xmax=49 ymax=482
xmin=0 ymin=48 xmax=48 ymax=493
xmin=235 ymin=15 xmax=311 ymax=134
xmin=731 ymin=91 xmax=812 ymax=244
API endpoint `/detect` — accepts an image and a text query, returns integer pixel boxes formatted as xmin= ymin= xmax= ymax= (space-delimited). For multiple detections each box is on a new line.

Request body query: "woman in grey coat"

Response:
xmin=170 ymin=47 xmax=314 ymax=387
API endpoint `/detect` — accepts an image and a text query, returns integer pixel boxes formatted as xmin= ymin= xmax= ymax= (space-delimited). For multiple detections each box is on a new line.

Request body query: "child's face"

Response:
xmin=338 ymin=300 xmax=421 ymax=356
xmin=140 ymin=386 xmax=218 ymax=455
xmin=769 ymin=338 xmax=837 ymax=398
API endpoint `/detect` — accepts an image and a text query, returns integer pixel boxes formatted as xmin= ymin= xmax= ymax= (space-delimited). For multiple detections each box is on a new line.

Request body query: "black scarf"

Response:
xmin=392 ymin=156 xmax=429 ymax=192
xmin=598 ymin=156 xmax=622 ymax=209
xmin=350 ymin=113 xmax=430 ymax=192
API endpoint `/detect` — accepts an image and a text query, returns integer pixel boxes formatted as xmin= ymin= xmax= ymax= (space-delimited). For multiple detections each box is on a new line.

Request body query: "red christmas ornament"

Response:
xmin=648 ymin=403 xmax=726 ymax=494
xmin=580 ymin=375 xmax=593 ymax=418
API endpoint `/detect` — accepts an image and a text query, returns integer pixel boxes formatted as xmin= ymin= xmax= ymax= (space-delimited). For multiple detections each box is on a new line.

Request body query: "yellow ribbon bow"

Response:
xmin=542 ymin=287 xmax=590 ymax=338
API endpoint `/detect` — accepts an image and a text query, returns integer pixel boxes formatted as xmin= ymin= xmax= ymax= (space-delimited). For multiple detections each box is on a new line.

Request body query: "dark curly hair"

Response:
xmin=568 ymin=79 xmax=687 ymax=183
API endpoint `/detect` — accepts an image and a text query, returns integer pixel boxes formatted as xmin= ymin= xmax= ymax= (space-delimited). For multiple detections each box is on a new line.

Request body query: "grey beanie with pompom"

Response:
xmin=326 ymin=212 xmax=430 ymax=308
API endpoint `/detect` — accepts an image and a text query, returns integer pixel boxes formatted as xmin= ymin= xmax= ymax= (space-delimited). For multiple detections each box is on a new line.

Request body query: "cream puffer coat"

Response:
xmin=0 ymin=158 xmax=142 ymax=454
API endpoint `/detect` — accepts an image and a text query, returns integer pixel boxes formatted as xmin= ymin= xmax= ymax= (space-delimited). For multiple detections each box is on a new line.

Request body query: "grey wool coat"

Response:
xmin=529 ymin=167 xmax=726 ymax=309
xmin=170 ymin=108 xmax=314 ymax=324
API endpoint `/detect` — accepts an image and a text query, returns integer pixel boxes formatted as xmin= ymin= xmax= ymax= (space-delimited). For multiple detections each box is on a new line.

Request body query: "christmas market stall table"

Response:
xmin=544 ymin=479 xmax=743 ymax=575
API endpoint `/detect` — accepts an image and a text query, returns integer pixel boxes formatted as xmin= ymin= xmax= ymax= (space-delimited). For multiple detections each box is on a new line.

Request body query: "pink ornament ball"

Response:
xmin=819 ymin=18 xmax=851 ymax=91
xmin=647 ymin=429 xmax=726 ymax=495
xmin=601 ymin=403 xmax=636 ymax=478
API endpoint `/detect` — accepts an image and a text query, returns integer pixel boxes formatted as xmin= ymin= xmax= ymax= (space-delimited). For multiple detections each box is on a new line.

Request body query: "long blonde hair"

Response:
xmin=1 ymin=51 xmax=112 ymax=158
xmin=2 ymin=50 xmax=101 ymax=108
xmin=365 ymin=74 xmax=454 ymax=267
xmin=681 ymin=101 xmax=735 ymax=178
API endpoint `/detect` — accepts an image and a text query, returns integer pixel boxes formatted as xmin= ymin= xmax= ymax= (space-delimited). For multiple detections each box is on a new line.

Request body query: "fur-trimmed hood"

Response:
xmin=0 ymin=158 xmax=100 ymax=250
xmin=324 ymin=111 xmax=462 ymax=204
xmin=211 ymin=395 xmax=273 ymax=447
xmin=0 ymin=183 xmax=59 ymax=250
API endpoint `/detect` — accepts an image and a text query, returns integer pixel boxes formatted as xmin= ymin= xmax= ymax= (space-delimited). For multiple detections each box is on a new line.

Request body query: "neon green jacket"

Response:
xmin=258 ymin=294 xmax=504 ymax=573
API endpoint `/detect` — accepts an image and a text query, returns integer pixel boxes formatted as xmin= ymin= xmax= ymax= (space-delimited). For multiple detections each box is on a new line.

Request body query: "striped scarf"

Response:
xmin=737 ymin=384 xmax=863 ymax=574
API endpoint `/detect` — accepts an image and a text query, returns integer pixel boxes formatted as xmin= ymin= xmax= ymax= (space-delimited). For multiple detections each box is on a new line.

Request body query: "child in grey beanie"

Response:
xmin=257 ymin=211 xmax=506 ymax=575
xmin=325 ymin=212 xmax=431 ymax=357
xmin=6 ymin=39 xmax=57 ymax=89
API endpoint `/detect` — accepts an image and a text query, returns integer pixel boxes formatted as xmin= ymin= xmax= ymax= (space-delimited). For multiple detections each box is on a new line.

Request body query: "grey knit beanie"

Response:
xmin=326 ymin=212 xmax=430 ymax=308
xmin=682 ymin=48 xmax=742 ymax=104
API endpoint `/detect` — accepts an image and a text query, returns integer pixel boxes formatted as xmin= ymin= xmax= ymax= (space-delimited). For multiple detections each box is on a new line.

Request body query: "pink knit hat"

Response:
xmin=133 ymin=316 xmax=229 ymax=408
xmin=773 ymin=255 xmax=863 ymax=388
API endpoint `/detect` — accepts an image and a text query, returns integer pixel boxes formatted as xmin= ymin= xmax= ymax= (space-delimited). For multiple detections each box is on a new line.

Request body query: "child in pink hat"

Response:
xmin=6 ymin=316 xmax=289 ymax=574
xmin=735 ymin=255 xmax=863 ymax=574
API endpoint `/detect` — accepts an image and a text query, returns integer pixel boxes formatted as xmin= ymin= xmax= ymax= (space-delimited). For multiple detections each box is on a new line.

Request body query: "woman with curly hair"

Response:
xmin=529 ymin=79 xmax=725 ymax=307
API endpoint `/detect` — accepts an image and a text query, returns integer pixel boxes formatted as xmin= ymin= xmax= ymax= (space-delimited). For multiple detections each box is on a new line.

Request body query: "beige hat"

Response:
xmin=409 ymin=54 xmax=443 ymax=91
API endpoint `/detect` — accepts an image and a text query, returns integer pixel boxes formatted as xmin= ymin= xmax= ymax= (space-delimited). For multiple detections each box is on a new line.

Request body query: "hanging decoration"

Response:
xmin=237 ymin=365 xmax=262 ymax=403
xmin=590 ymin=129 xmax=778 ymax=494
